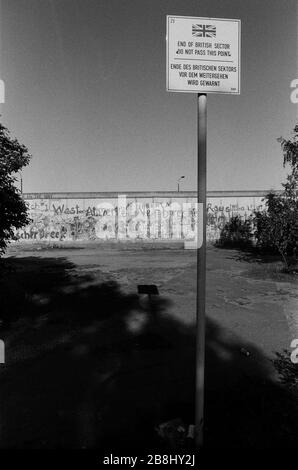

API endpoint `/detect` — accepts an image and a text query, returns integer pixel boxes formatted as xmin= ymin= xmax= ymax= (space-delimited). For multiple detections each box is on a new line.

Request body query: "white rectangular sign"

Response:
xmin=166 ymin=16 xmax=241 ymax=94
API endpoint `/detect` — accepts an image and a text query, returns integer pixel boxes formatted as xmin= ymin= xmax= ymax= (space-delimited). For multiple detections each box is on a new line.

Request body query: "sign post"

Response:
xmin=196 ymin=93 xmax=207 ymax=448
xmin=166 ymin=15 xmax=241 ymax=448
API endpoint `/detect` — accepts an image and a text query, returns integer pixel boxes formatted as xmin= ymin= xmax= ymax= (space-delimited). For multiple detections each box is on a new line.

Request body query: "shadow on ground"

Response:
xmin=0 ymin=256 xmax=298 ymax=449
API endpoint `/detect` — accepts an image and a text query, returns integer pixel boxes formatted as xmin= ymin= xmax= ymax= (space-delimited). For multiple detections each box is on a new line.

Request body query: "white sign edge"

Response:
xmin=166 ymin=15 xmax=241 ymax=95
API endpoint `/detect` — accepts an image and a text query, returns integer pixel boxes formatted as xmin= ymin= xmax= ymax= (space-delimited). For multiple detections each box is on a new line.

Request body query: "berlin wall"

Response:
xmin=14 ymin=191 xmax=272 ymax=243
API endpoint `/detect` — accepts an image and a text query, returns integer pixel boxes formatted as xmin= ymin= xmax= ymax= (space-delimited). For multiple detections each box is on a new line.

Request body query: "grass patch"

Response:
xmin=243 ymin=261 xmax=298 ymax=282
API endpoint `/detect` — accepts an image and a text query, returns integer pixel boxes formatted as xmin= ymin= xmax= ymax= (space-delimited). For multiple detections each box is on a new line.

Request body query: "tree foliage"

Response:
xmin=217 ymin=124 xmax=298 ymax=271
xmin=254 ymin=125 xmax=298 ymax=269
xmin=0 ymin=122 xmax=31 ymax=254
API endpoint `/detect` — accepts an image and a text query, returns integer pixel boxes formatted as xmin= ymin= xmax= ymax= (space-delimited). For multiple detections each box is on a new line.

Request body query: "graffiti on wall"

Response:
xmin=206 ymin=199 xmax=264 ymax=241
xmin=14 ymin=196 xmax=265 ymax=242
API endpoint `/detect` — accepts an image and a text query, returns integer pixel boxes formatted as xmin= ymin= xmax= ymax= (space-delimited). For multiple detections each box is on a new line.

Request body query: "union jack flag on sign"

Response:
xmin=192 ymin=24 xmax=216 ymax=38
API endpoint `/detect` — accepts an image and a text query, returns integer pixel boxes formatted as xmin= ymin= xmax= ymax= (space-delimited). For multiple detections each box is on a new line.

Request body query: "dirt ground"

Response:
xmin=0 ymin=241 xmax=298 ymax=449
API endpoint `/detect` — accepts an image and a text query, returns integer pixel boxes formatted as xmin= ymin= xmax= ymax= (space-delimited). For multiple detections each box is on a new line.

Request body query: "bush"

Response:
xmin=216 ymin=215 xmax=254 ymax=249
xmin=253 ymin=192 xmax=298 ymax=268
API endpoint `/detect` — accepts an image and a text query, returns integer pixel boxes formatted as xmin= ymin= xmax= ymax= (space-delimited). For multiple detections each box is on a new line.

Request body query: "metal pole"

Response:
xmin=195 ymin=93 xmax=207 ymax=448
xmin=178 ymin=182 xmax=180 ymax=192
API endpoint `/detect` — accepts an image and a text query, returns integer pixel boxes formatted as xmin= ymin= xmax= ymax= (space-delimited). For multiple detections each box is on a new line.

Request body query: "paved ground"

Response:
xmin=0 ymin=242 xmax=298 ymax=449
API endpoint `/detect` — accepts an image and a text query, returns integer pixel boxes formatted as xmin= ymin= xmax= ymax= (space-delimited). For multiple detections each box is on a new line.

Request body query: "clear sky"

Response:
xmin=0 ymin=0 xmax=297 ymax=193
